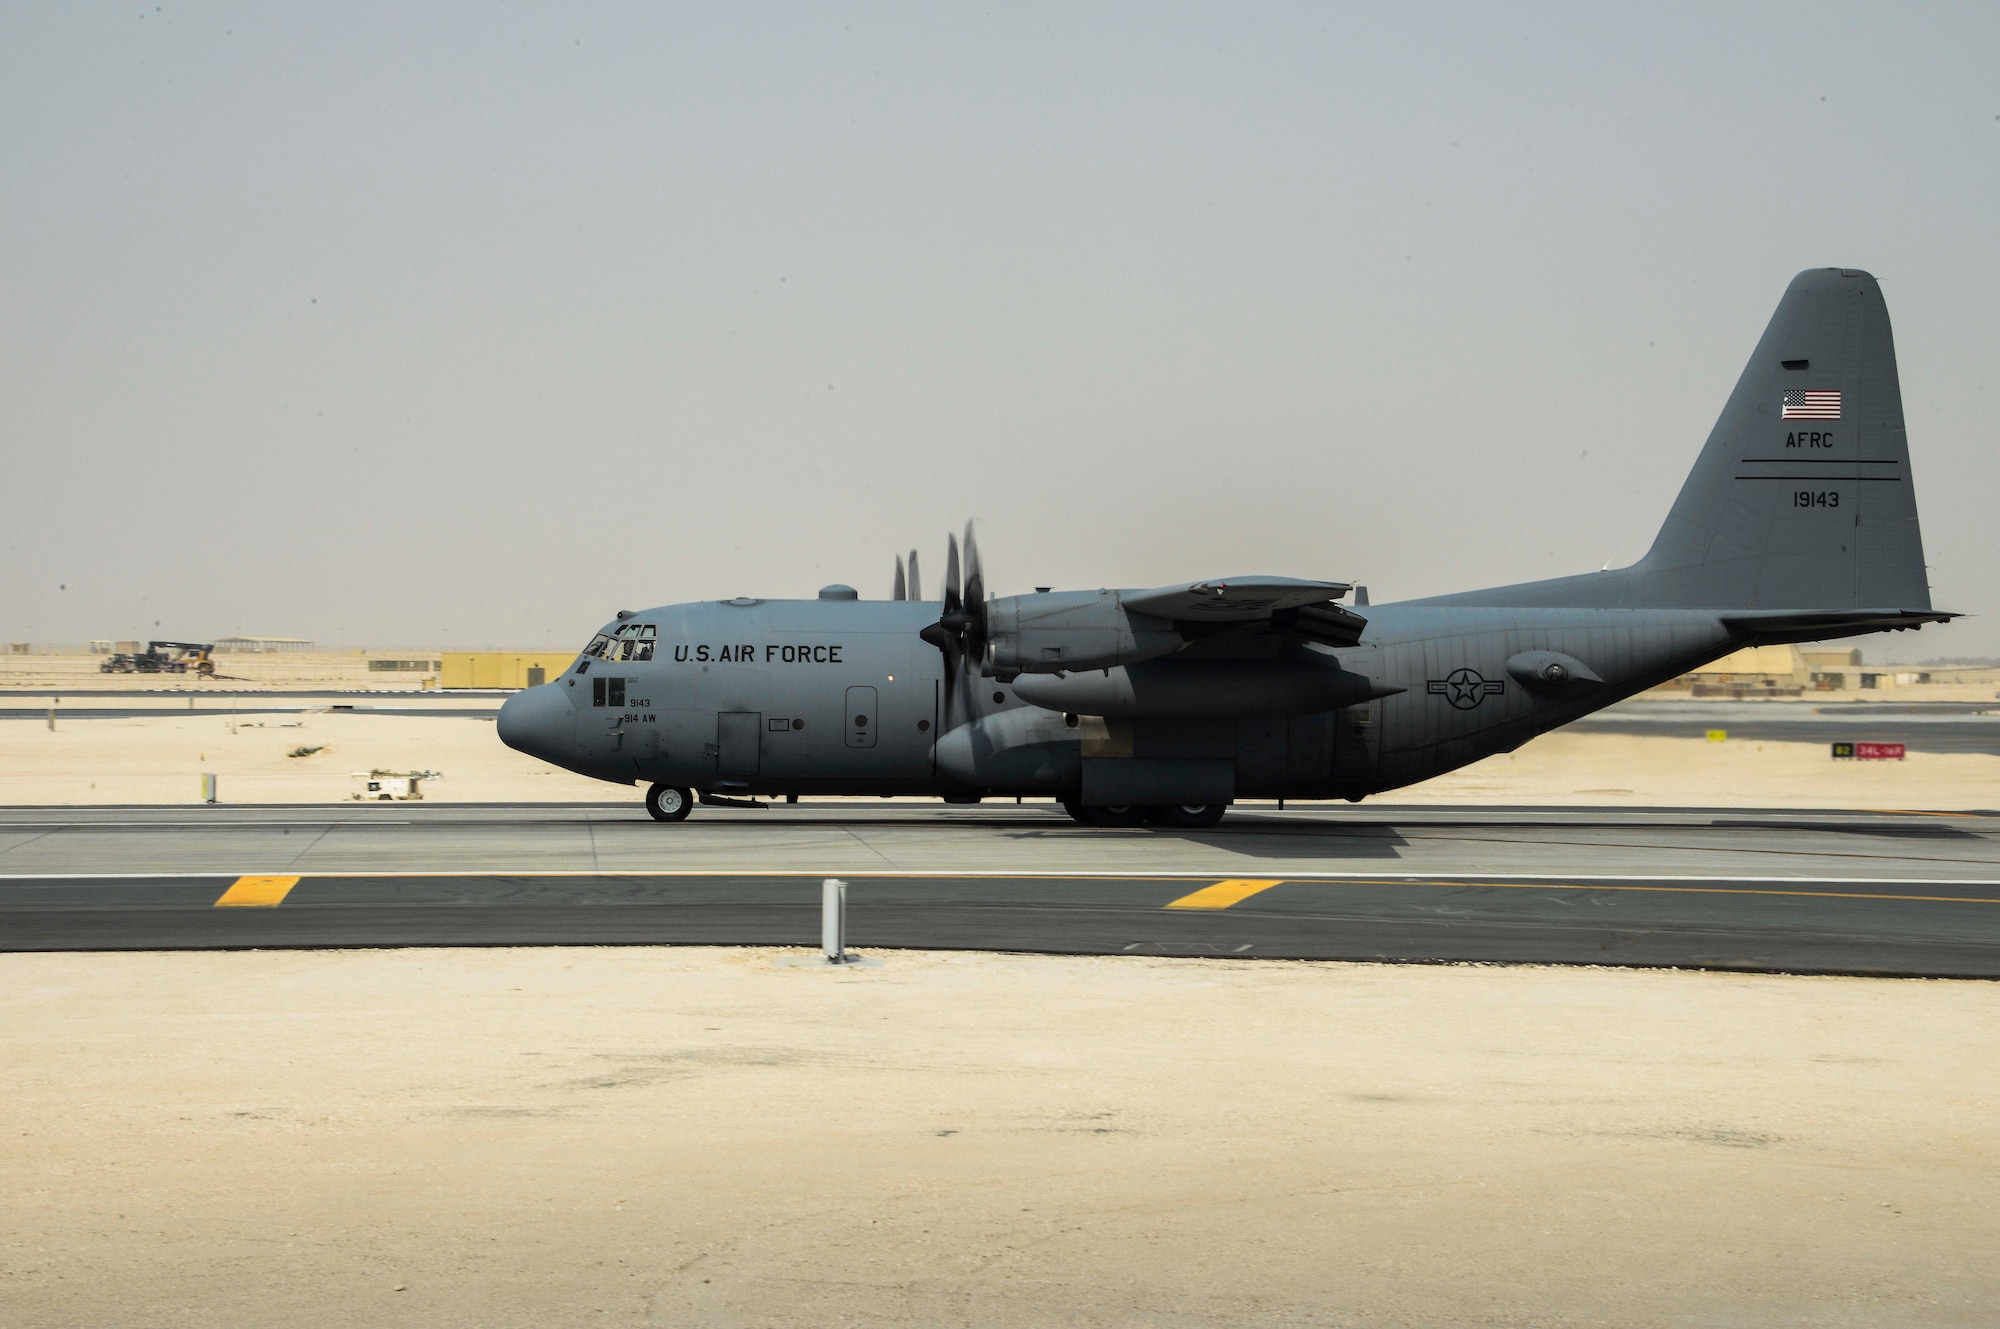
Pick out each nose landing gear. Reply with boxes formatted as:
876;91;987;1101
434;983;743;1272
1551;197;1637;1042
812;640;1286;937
645;783;694;822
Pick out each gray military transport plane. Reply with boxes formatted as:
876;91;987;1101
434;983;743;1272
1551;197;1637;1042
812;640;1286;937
499;269;1953;826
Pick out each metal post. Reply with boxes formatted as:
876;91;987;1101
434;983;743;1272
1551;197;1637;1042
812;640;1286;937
47;705;55;732
201;772;217;804
821;877;847;964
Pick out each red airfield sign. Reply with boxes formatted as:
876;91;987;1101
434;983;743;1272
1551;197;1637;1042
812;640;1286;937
1832;741;1906;760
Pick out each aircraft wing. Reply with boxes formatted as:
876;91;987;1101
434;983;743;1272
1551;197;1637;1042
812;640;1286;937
1122;577;1352;622
1121;577;1367;648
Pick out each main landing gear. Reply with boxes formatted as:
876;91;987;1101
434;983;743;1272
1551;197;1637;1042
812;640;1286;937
645;783;694;822
1059;798;1227;829
642;784;1225;828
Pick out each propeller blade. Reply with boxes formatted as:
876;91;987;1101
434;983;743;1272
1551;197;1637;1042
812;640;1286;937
893;556;907;602
961;521;986;658
919;526;986;720
907;549;922;602
941;532;961;618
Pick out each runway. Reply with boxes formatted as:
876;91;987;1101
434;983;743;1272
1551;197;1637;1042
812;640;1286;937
1568;698;2000;755
3;803;1997;975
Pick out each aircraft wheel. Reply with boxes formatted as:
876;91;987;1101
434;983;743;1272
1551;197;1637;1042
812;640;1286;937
646;783;694;823
1154;803;1227;829
1058;797;1143;827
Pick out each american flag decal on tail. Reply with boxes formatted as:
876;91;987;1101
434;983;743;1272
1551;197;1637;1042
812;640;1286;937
1781;389;1841;420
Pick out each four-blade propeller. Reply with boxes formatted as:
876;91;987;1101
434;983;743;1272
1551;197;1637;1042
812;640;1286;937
916;523;986;712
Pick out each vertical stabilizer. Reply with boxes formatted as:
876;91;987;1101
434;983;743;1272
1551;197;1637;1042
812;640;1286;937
1638;267;1931;609
1423;268;1940;614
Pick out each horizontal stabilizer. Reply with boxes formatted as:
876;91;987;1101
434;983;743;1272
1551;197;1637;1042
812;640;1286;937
1720;608;1958;646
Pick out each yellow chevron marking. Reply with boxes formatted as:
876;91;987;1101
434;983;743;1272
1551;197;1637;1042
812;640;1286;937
214;875;300;907
1164;879;1283;910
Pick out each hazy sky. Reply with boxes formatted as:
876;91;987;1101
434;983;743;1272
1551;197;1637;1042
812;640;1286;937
4;4;1995;658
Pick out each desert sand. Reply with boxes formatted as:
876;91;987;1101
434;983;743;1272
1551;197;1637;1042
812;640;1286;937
3;946;1995;1328
0;707;1993;808
0;709;607;804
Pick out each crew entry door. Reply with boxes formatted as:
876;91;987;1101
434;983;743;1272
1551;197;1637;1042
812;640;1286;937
716;712;762;777
845;687;877;748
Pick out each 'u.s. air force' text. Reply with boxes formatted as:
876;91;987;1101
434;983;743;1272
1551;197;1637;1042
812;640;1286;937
672;644;844;664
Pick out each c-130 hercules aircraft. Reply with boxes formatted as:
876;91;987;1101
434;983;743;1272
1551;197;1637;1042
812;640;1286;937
499;269;1954;826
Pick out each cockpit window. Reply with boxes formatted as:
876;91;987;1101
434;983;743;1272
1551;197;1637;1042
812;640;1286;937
602;623;657;660
584;634;612;658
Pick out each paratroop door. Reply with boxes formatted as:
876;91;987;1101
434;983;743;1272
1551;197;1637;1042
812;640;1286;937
716;712;762;776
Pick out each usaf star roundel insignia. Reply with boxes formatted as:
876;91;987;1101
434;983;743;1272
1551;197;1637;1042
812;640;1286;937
1427;667;1505;710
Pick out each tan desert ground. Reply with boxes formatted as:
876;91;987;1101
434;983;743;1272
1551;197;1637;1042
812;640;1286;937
4;947;1997;1328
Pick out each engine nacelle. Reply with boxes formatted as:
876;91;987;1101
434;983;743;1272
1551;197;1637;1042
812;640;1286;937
1012;654;1401;718
932;707;1081;789
983;590;1182;677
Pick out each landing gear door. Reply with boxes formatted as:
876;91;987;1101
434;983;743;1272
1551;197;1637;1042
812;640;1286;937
845;686;877;749
716;712;762;777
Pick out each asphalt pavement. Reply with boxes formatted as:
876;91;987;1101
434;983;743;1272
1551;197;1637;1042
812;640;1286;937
2;803;1996;976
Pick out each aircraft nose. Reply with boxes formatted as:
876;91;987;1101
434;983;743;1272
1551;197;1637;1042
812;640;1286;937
497;682;573;763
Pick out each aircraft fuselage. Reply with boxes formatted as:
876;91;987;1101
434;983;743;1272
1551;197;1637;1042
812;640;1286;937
500;596;1736;802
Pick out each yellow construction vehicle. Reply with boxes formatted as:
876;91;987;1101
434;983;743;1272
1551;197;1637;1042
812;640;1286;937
100;641;216;677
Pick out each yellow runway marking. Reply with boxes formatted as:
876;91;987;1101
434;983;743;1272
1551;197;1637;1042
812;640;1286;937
1165;879;1284;910
214;875;300;907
